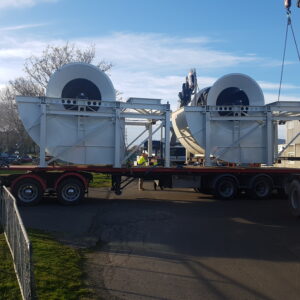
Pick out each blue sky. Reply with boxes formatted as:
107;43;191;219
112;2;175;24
0;0;300;113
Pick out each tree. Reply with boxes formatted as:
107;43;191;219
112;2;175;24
10;43;112;96
0;86;31;153
0;43;113;154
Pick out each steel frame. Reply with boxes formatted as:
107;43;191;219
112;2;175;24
17;96;171;168
17;96;300;168
184;101;300;166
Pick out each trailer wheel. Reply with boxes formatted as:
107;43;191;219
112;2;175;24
57;178;85;205
214;177;237;200
288;180;300;217
250;175;272;199
12;178;42;206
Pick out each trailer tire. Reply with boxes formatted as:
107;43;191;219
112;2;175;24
57;178;85;205
12;178;42;206
214;177;237;200
250;175;273;200
288;180;300;217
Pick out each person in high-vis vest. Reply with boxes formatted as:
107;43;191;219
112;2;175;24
137;153;147;166
138;153;148;190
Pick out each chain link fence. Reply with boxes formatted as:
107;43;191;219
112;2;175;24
0;186;35;300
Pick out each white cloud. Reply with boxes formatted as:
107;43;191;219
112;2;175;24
264;93;300;104
0;37;50;59
0;23;47;31
258;81;300;90
0;0;57;10
0;30;299;142
111;70;217;110
91;32;257;72
261;59;297;67
0;36;53;83
0;31;298;112
0;32;260;95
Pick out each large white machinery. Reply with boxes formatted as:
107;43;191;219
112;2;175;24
172;73;278;165
15;63;300;168
17;63;125;165
16;63;171;167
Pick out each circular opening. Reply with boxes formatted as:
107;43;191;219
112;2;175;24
61;78;101;111
216;87;249;116
195;87;211;106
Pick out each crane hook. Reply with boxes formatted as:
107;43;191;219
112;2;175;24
285;0;292;14
285;0;300;9
285;0;291;9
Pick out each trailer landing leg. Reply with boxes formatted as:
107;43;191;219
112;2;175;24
111;175;122;195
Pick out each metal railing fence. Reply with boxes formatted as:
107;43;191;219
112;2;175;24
0;186;35;300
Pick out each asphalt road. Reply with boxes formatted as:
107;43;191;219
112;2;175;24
20;181;300;300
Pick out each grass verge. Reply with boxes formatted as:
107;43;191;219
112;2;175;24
0;170;26;175
0;229;93;300
90;173;111;188
0;230;21;300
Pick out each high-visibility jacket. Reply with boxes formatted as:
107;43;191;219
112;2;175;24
137;156;146;165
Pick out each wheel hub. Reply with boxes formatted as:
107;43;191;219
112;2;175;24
256;182;267;196
18;184;38;202
62;184;80;202
24;188;33;195
67;188;75;195
220;182;233;197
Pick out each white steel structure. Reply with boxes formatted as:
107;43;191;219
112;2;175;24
173;100;300;166
172;74;277;165
16;64;300;169
16;63;171;168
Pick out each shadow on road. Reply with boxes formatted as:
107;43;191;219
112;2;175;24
19;184;300;300
20;187;300;261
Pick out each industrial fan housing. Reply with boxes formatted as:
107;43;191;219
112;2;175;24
172;73;277;164
17;63;125;165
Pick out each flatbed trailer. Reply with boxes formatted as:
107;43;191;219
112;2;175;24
10;90;300;218
1;165;300;217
